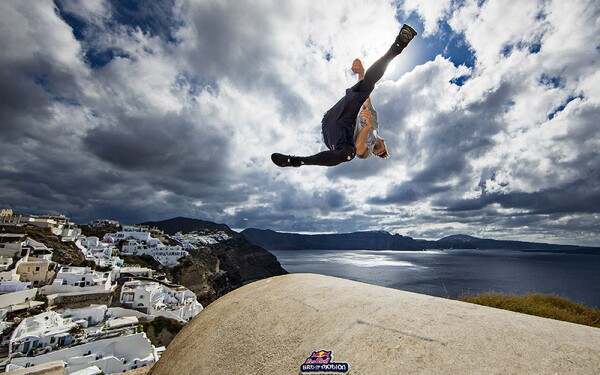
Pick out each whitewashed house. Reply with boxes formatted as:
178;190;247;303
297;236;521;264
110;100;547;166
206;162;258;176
7;304;161;373
24;238;53;261
78;236;100;249
0;288;37;308
76;236;123;269
0;255;13;271
0;281;31;294
172;230;231;248
0;258;22;282
103;226;187;267
60;306;139;344
116;266;154;279
121;239;188;267
89;219;120;228
0;233;28;259
20;215;81;242
120;280;203;323
9;311;79;357
0;287;43;315
103;226;153;243
150;246;188;267
51;266;113;290
7;332;160;374
40;267;116;303
60;305;108;328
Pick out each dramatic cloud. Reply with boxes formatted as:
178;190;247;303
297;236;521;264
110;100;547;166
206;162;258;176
0;0;598;246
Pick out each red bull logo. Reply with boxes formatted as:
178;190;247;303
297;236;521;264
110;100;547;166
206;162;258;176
301;349;349;374
305;350;332;364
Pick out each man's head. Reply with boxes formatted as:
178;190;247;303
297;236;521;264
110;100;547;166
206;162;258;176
374;138;390;159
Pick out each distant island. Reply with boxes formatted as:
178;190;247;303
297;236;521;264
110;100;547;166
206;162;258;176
241;229;600;253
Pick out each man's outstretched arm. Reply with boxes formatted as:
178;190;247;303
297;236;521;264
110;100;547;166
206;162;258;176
355;108;372;158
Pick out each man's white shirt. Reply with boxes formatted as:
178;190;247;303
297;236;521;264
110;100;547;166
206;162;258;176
353;102;378;159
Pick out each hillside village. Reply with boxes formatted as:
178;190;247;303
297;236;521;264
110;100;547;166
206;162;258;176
0;208;251;375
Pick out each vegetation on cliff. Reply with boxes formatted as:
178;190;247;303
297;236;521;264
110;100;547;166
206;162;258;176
459;292;600;328
140;316;184;348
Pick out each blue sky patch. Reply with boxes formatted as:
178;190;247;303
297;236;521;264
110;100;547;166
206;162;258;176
54;2;87;42
402;15;476;70
55;0;180;69
86;48;131;69
110;0;182;43
539;74;562;88
529;42;542;54
174;73;217;97
547;95;584;120
450;75;470;87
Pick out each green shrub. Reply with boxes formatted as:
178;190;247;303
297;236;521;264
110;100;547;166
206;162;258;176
458;292;600;328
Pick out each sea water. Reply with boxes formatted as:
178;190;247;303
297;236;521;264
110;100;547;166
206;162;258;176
269;249;600;308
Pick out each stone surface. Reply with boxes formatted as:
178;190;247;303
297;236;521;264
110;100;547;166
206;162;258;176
150;274;600;375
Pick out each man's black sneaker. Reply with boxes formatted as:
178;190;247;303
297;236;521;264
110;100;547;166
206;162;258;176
395;24;417;47
271;153;302;167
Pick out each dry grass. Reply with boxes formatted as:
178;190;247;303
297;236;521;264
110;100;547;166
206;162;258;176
458;292;600;328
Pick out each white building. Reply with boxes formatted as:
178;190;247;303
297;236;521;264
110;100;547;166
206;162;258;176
40;267;117;305
76;236;122;269
24;238;54;261
53;305;143;340
103;226;153;243
7;304;162;373
51;266;113;290
9;311;79;357
0;287;36;306
172;230;231;248
121;239;188;267
17;215;82;242
7;332;160;374
60;305;109;328
102;226;188;267
0;233;27;256
0;281;31;294
0;257;22;282
0;255;14;272
116;266;154;279
120;280;203;323
89;219;120;228
78;236;100;249
0;288;40;312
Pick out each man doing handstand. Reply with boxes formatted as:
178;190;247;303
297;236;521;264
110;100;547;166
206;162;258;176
271;24;417;167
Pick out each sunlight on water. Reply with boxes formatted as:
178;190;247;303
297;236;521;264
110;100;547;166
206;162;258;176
310;250;427;268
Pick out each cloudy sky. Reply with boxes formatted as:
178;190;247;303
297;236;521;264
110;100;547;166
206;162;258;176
1;0;598;246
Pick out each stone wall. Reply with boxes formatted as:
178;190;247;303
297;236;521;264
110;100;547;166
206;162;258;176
47;291;112;309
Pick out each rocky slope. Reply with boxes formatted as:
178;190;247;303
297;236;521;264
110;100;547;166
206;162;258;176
141;217;287;305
